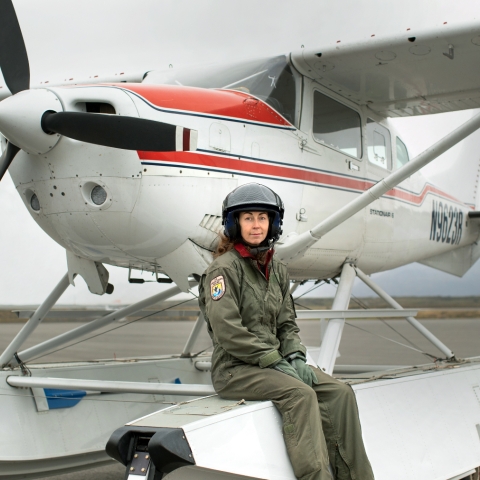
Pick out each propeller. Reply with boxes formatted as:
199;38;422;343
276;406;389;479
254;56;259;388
0;0;30;95
0;0;179;184
41;111;177;151
0;142;20;181
0;0;29;180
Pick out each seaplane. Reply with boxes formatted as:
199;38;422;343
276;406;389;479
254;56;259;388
1;0;480;478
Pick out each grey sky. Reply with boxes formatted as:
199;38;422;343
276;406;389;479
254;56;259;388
0;0;479;305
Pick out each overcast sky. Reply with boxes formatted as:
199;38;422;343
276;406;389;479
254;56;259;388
0;0;479;306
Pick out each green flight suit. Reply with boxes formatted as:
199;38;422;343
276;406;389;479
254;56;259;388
199;248;374;480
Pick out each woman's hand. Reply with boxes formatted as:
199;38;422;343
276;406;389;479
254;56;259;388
271;359;303;382
290;354;319;388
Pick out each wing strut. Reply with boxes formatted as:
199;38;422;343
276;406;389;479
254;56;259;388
276;111;480;263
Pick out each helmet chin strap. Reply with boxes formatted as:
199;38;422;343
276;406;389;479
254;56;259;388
241;238;273;255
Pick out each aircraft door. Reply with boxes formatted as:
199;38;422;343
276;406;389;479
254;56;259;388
291;83;367;277
363;118;397;271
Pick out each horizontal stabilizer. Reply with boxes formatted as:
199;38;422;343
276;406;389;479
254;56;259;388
419;241;480;277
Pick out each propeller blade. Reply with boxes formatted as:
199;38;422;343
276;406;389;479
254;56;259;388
41;111;178;151
0;142;20;181
0;0;30;94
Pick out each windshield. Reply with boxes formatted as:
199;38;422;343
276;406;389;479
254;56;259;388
144;55;299;125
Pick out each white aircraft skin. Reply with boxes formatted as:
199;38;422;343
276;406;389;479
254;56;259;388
2;2;480;479
3;76;478;288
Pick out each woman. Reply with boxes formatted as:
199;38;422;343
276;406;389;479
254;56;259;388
198;183;374;480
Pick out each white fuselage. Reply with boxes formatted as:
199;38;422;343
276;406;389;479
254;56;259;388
6;79;478;282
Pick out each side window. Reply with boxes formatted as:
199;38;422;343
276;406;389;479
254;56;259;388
396;137;409;169
366;119;392;170
313;91;362;158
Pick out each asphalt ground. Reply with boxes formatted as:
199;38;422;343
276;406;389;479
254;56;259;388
2;318;480;365
1;318;479;479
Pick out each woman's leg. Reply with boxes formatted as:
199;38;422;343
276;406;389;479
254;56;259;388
310;367;375;480
216;364;333;480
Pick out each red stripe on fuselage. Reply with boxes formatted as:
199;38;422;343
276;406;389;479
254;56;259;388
385;184;459;205
139;150;368;192
138;151;465;207
118;84;292;127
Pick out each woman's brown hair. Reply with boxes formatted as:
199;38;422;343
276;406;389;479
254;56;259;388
213;232;269;264
213;233;235;258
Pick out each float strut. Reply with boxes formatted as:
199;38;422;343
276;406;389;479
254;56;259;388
15;282;196;365
0;273;70;368
317;263;356;375
180;312;206;358
355;267;455;360
7;375;215;396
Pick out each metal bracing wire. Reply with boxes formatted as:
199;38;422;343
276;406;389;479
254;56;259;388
349;294;426;355
343;321;439;361
296;283;440;362
27;293;199;363
342;288;440;361
293;280;326;302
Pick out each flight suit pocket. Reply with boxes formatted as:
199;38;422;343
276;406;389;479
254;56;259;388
282;412;298;448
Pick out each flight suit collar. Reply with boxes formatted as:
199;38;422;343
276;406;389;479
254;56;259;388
234;243;274;280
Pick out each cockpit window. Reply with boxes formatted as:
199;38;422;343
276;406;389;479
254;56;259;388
313;91;362;158
366;118;392;170
144;56;298;126
396;137;409;168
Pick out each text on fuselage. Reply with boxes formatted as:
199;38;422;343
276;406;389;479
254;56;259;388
370;209;394;218
430;200;463;244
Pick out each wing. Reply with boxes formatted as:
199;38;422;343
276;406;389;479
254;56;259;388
291;21;480;117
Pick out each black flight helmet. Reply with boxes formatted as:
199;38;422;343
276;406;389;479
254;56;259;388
222;183;284;245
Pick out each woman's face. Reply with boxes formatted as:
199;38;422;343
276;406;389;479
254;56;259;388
238;211;269;245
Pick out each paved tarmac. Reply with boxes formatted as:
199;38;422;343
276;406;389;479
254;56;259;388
1;317;479;479
2;318;479;365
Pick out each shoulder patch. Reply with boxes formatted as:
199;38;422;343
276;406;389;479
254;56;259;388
210;275;226;301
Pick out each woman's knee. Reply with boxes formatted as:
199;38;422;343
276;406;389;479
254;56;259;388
279;382;318;411
335;382;356;404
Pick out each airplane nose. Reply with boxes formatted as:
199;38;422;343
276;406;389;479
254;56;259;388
0;89;62;155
